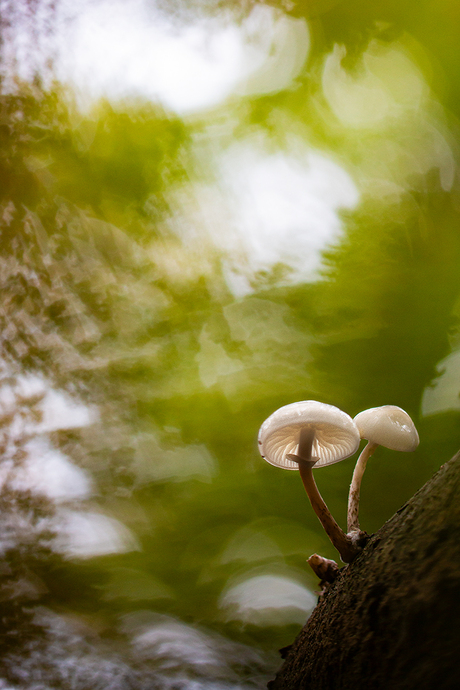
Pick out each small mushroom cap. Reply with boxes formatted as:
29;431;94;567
258;401;360;470
353;405;419;452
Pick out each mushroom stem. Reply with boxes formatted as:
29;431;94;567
287;427;358;563
297;426;316;461
297;459;358;563
347;441;379;533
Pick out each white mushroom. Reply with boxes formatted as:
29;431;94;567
347;405;419;535
258;401;361;563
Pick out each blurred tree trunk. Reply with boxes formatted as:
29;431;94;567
268;451;460;690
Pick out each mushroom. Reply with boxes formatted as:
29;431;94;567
258;401;361;563
347;405;419;535
307;554;339;585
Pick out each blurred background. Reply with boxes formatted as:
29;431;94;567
1;0;460;688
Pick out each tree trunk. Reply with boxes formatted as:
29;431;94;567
268;451;460;690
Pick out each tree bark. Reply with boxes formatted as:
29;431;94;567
268;451;460;690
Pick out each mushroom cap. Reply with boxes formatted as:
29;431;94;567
258;401;360;470
353;405;419;452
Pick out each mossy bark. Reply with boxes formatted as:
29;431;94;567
268;451;460;690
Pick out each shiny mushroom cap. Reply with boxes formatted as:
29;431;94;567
258;400;360;470
353;405;419;452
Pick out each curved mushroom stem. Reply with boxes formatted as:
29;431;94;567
347;441;379;534
287;428;359;564
297;459;359;563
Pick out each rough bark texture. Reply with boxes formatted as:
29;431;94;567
269;452;460;690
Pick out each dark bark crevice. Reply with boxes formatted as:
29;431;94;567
269;451;460;690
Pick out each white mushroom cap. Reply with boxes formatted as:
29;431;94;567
258;401;360;470
353;405;419;452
